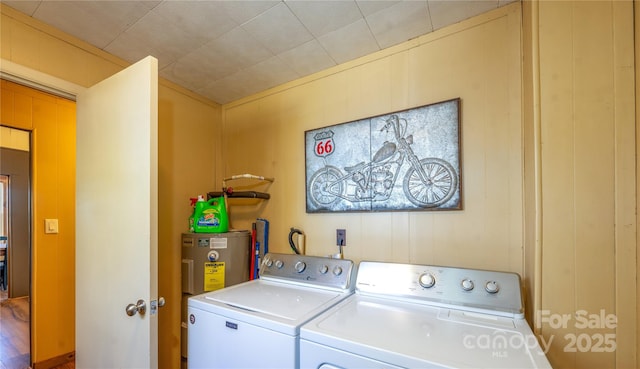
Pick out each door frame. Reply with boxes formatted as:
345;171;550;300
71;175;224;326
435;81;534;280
0;59;85;99
1;60;84;367
0;142;31;298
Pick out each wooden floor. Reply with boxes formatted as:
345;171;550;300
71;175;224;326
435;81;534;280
49;363;74;369
0;292;74;369
0;293;30;369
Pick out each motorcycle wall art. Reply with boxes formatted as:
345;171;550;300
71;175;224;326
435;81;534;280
305;98;461;213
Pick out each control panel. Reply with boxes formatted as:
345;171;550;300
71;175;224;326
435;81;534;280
355;261;524;318
260;253;355;291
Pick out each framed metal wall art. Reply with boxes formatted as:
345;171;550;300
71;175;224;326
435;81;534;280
305;98;461;213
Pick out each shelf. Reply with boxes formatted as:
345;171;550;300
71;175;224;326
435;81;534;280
207;191;270;200
208;173;274;201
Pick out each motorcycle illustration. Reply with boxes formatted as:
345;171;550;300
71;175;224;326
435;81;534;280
308;114;458;209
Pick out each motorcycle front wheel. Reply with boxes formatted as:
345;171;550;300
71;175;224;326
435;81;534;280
308;166;344;209
403;158;458;208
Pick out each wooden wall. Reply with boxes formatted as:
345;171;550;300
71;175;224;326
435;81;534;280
534;1;636;368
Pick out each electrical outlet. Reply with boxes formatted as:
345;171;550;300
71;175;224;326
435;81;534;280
336;229;346;246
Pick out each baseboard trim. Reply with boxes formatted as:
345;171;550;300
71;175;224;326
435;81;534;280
32;351;75;369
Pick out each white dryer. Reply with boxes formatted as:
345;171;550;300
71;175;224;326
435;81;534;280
188;253;356;368
300;261;552;369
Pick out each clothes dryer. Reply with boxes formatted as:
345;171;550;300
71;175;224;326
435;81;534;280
300;261;552;368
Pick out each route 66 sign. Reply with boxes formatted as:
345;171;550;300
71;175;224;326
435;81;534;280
313;130;335;158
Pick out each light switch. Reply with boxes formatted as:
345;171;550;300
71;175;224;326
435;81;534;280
45;219;59;234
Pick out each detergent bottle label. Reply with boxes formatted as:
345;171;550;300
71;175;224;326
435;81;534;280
197;209;221;227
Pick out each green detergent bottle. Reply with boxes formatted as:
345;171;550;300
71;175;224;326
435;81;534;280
193;196;229;233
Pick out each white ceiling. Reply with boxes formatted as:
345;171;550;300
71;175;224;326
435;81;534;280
5;0;516;104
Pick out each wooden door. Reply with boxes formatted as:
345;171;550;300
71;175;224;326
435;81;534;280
75;56;159;368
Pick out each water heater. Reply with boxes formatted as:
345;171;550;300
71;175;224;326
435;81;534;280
181;230;250;358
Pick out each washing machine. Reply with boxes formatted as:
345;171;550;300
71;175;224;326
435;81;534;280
181;231;251;359
187;252;356;369
300;261;552;369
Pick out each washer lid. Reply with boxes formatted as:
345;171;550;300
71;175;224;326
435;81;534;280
189;279;353;335
301;295;551;369
206;280;344;320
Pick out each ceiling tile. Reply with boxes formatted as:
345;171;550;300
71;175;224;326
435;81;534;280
216;0;280;25
241;2;314;55
187;44;243;82
366;1;432;49
355;0;400;17
278;39;336;77
104;31;157;65
286;0;363;38
29;1;158;49
152;1;238;44
121;9;206;66
161;46;240;91
205;27;273;70
245;56;300;90
197;77;246;105
460;0;500;17
158;64;191;90
428;0;498;30
199;70;265;104
318;18;380;65
3;1;41;16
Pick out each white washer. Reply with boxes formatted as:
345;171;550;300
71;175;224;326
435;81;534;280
188;253;356;369
301;261;552;369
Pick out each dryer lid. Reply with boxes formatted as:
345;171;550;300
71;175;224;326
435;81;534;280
301;294;551;369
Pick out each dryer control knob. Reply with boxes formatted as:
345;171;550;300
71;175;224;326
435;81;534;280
332;266;343;276
485;281;500;294
275;260;284;269
319;265;329;274
418;273;436;288
461;279;475;291
264;258;273;268
294;261;307;273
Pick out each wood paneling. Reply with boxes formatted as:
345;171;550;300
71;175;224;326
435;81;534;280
536;1;636;368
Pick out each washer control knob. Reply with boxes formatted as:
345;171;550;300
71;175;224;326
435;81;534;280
418;273;436;288
265;258;273;268
319;265;329;274
275;260;284;269
485;281;500;294
294;261;307;273
332;266;343;276
461;279;475;291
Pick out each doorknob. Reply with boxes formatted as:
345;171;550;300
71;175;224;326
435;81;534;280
158;297;166;307
125;299;146;316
